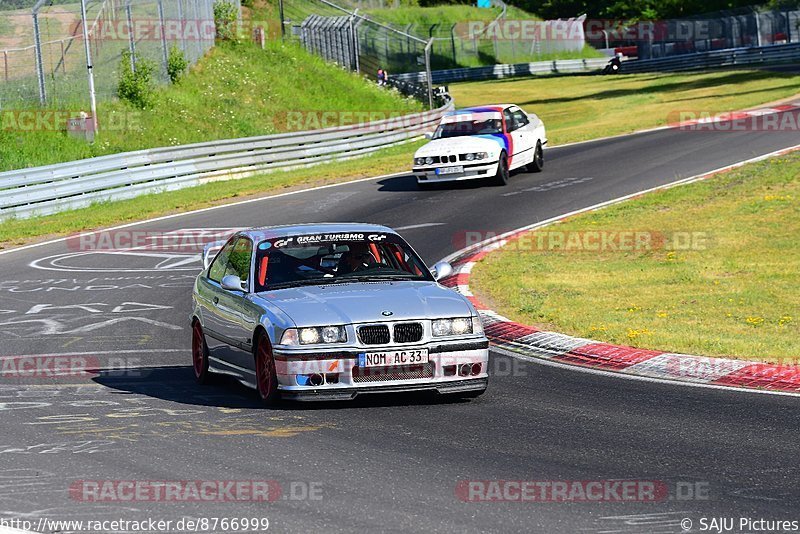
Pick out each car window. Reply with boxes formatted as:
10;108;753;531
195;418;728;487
511;109;530;130
208;238;236;283
503;109;514;132
225;237;253;283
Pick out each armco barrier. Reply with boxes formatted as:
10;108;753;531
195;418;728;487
621;42;800;73
0;98;453;220
393;58;609;85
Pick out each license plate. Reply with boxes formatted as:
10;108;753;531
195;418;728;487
435;166;463;175
358;349;429;368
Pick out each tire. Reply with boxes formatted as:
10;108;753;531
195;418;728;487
491;152;509;186
526;141;544;173
254;330;280;406
192;321;213;385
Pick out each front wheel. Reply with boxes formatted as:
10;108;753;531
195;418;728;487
491;153;509;186
526;141;544;173
255;331;279;406
192;321;213;385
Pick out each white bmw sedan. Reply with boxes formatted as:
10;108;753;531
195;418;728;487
413;104;546;188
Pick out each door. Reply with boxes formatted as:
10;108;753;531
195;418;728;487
201;236;254;378
508;106;535;168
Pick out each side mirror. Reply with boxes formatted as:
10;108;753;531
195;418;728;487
220;274;246;292
423;131;434;140
430;261;453;281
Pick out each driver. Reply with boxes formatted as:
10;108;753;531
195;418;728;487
337;243;378;275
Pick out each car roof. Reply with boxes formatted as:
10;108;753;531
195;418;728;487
239;223;396;242
449;104;514;115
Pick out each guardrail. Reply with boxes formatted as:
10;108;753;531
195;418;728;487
621;42;800;73
393;58;609;85
0;97;453;220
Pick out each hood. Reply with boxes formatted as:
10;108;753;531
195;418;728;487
254;281;473;327
414;136;505;158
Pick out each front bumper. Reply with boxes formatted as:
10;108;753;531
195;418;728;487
273;339;489;401
413;160;499;183
282;377;488;401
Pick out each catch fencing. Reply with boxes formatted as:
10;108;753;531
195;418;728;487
620;41;800;73
0;0;239;108
393;57;608;84
0;96;453;220
588;6;800;60
280;0;587;87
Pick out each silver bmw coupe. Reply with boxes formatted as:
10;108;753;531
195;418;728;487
191;223;489;404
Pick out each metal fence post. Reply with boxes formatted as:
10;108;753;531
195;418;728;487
3;51;8;82
157;0;170;76
125;0;136;70
32;12;47;105
279;0;286;39
80;0;99;134
424;38;433;110
350;10;360;73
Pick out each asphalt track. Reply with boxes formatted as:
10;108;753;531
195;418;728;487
1;115;799;534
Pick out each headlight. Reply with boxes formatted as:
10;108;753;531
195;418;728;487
425;156;434;165
280;326;347;345
465;153;475;161
432;317;474;337
475;152;488;160
414;157;425;166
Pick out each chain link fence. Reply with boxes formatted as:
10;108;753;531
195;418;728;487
585;6;800;59
281;0;587;79
0;0;240;108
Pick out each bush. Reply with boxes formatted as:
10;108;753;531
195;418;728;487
117;50;156;109
167;45;189;84
213;1;238;41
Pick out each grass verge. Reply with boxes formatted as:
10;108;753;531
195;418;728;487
470;152;800;362
449;70;800;145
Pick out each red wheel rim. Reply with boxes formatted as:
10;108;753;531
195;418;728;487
257;338;273;399
192;323;204;378
257;341;272;397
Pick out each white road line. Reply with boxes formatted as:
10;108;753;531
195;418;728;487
0;170;411;259
394;222;446;231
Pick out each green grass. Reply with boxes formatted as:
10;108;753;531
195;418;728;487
364;4;517;26
471;153;800;363
0;39;422;171
0;15;13;38
450;70;800;145
0;139;423;248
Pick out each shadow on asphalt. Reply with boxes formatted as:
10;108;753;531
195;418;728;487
92;365;475;411
376;174;511;192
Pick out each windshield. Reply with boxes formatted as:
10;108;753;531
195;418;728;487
433;112;503;139
253;232;433;291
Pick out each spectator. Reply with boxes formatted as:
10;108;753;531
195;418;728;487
377;67;386;87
